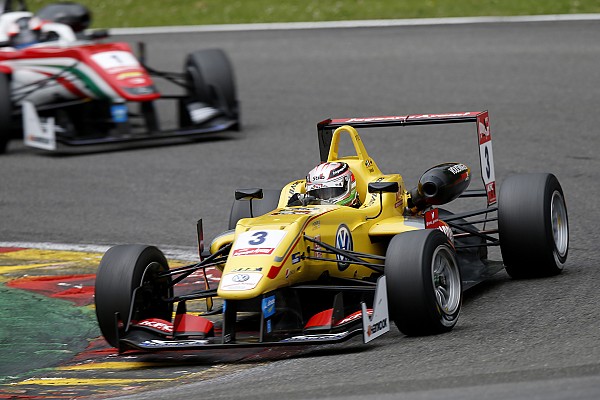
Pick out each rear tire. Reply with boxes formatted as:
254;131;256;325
498;173;568;278
95;245;173;348
228;189;281;230
0;73;12;154
385;229;461;336
185;48;239;124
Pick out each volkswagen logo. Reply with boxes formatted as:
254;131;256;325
232;274;250;283
335;224;353;271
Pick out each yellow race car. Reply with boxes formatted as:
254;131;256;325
94;111;569;352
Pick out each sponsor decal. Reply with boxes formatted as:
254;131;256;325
110;103;128;123
438;223;455;245
262;295;276;318
292;252;302;264
336;224;353;271
23;101;56;151
367;318;388;337
425;209;454;244
486;181;497;204
395;190;404;209
116;71;143;80
336;309;371;326
140;339;209;348
425;208;440;229
281;333;349;342
272;208;317;215
135;319;173;334
344;116;406;123
232;230;287;256
314;235;323;258
232;274;249;282
232;267;262;272
366;194;378;207
232;247;274;256
408;112;474;120
329;163;348;178
478;113;491;145
312;220;321;230
288;180;302;195
220;272;262;291
448;163;468;175
365;159;373;168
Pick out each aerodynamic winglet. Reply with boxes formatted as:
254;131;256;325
361;275;390;343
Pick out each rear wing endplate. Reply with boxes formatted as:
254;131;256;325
316;111;496;205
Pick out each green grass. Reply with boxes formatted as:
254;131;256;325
25;0;600;29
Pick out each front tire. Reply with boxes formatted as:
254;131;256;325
184;48;239;123
498;173;569;278
94;245;173;348
385;229;462;336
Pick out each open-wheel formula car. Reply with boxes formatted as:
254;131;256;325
94;110;569;352
0;0;239;154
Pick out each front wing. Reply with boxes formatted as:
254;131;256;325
117;276;389;352
121;329;362;351
22;100;237;151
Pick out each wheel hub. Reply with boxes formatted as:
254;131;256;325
431;246;460;314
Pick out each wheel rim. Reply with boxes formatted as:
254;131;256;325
431;246;461;315
551;190;568;258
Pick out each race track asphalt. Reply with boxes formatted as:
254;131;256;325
1;19;599;399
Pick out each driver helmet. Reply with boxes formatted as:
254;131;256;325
305;162;359;206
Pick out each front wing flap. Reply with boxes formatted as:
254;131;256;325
120;329;363;351
56;117;238;147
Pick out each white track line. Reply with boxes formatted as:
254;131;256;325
0;241;199;261
109;14;600;35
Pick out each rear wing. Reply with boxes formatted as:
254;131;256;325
317;111;496;205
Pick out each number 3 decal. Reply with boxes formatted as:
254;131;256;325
248;231;268;245
484;146;491;179
477;111;496;205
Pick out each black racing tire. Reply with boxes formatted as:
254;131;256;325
185;48;239;122
385;229;462;336
228;189;281;230
498;173;569;278
95;245;173;348
0;73;12;154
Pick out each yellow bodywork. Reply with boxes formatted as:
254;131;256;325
212;126;422;300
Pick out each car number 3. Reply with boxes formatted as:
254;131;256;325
248;231;268;245
484;146;491;179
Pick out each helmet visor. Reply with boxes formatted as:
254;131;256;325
307;186;347;201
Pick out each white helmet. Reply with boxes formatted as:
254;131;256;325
305;162;358;206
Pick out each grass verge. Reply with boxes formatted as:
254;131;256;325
25;0;600;29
